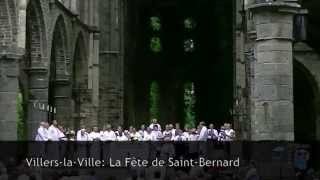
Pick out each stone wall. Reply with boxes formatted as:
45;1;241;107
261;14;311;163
247;1;300;140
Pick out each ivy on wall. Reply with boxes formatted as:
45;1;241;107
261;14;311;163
17;93;26;140
184;82;196;128
150;81;160;119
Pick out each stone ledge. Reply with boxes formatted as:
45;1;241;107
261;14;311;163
24;67;48;74
248;1;300;12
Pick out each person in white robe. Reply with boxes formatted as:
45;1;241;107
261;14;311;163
77;127;89;141
224;123;235;141
48;120;61;141
143;128;154;141
117;131;129;141
163;125;173;141
130;128;142;141
207;123;219;141
58;125;68;141
172;129;187;141
218;125;226;141
149;118;161;131
35;121;49;141
198;121;208;141
101;124;116;141
150;125;163;141
89;127;101;141
138;124;147;139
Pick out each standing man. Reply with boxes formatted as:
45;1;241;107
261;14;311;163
101;124;116;141
48;120;61;141
89;127;101;141
149;118;161;131
77;126;89;141
224;123;235;141
207;124;219;141
35;121;49;141
198;121;208;141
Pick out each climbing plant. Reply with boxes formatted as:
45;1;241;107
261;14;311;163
150;16;162;53
150;37;162;53
184;82;196;128
17;92;26;140
150;81;160;119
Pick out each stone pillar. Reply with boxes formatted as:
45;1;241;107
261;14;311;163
0;54;19;140
26;67;49;140
248;1;300;140
98;0;125;127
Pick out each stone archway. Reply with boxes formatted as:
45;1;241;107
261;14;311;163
293;60;319;141
294;42;320;141
48;15;71;127
72;32;90;129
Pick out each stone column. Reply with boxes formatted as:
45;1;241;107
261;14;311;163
0;54;19;140
248;1;300;140
26;67;49;140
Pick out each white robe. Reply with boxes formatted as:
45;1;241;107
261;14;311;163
143;133;153;141
151;130;162;141
76;130;89;141
89;132;101;141
149;123;162;131
100;130;116;141
207;128;219;140
117;135;129;141
198;126;208;141
224;129;235;141
35;126;49;141
48;125;61;141
172;135;187;141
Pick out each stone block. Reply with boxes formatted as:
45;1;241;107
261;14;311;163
28;74;49;89
256;40;292;52
0;77;19;92
0;121;17;140
256;22;292;40
257;51;291;64
255;62;292;76
255;12;292;25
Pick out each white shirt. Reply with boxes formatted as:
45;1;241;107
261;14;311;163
138;130;146;139
101;130;116;141
58;131;67;141
143;133;154;141
218;130;226;141
183;132;190;140
130;132;142;141
149;123;161;131
189;134;199;141
151;130;162;141
35;126;49;141
76;130;89;141
198;126;208;141
172;135;187;141
207;129;219;140
89;132;101;141
48;125;60;141
117;135;129;141
224;129;235;141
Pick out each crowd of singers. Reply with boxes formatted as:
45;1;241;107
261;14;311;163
35;119;236;142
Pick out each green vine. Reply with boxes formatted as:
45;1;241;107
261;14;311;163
150;81;160;119
184;82;196;128
17;92;26;140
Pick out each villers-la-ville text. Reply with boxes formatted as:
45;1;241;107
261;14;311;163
25;157;240;168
